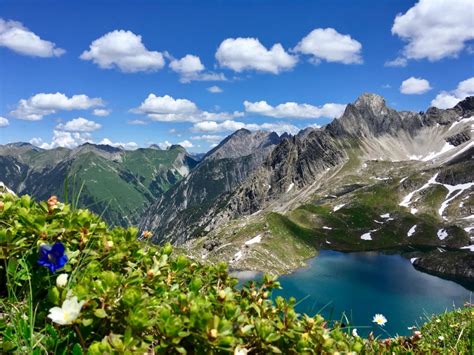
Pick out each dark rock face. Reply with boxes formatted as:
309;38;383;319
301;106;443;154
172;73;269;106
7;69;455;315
204;129;281;160
413;251;474;289
140;131;282;244
446;130;471;146
327;93;473;139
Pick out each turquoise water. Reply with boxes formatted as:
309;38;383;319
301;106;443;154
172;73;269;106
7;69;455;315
235;250;472;336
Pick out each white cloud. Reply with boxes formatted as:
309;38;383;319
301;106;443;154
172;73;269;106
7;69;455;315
11;92;103;121
244;100;346;119
0;116;9;127
257;122;301;135
178;139;193;148
191;134;224;143
207;85;223;93
400;77;432;95
80;30;165;73
158;141;172;149
192;120;300;135
384;57;407;67
99;138;138;150
392;0;474;61
294;28;363;64
431;77;474;109
215;37;297;74
56;117;102;132
29;137;43;146
170;54;204;73
92;108;110;117
127;119;148;125
33;131;92;149
0;18;65;57
169;54;226;83
132;93;243;122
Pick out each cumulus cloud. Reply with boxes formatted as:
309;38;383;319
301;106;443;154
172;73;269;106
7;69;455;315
10;92;104;120
56;117;102;132
0;18;65;57
0;116;9;127
190;134;224;143
99;138;138;150
157;141;172;149
244;100;346;119
178;139;193;148
294;28;363;64
207;85;223;93
31;131;92;149
192;120;300;135
400;77;432;94
384;57;407;67
216;37;297;74
132;93;243;122
391;0;474;61
92;108;110;117
431;77;474;109
80;30;165;73
169;54;226;83
127;119;148;125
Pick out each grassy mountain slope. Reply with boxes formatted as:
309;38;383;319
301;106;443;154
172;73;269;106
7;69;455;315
0;143;197;226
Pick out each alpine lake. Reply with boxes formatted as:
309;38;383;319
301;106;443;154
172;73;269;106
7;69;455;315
234;250;472;337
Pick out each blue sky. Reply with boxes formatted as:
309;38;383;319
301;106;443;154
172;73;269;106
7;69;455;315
1;0;473;152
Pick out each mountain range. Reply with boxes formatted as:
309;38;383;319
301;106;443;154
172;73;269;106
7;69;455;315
1;93;473;286
0;143;198;226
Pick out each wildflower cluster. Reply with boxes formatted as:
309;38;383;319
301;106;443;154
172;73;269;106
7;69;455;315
0;193;472;353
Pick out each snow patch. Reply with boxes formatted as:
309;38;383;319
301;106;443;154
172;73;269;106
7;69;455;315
448;116;474;131
230;251;243;263
322;226;333;230
399;173;439;213
407;225;417;237
437;229;448;240
400;177;408;184
333;204;345;212
422;143;455;162
464;226;474;233
286;183;294;193
410;257;418;264
245;234;262;245
438;181;474;219
360;231;374;241
325;240;331;244
460;245;474;252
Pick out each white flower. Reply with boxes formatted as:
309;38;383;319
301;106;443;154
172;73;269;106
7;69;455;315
47;296;84;325
234;345;248;355
372;314;387;326
352;328;359;337
56;273;68;288
438;335;444;341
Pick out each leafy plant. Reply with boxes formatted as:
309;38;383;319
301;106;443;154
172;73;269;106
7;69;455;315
0;193;471;353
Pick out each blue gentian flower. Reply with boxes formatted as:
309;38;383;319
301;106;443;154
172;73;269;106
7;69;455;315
37;242;68;273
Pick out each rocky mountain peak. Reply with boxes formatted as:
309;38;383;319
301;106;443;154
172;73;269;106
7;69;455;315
453;96;474;116
353;93;387;114
204;129;281;160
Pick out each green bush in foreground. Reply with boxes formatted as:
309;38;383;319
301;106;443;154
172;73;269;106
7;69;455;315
0;193;472;354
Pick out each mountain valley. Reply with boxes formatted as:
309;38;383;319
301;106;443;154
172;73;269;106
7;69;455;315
2;93;473;287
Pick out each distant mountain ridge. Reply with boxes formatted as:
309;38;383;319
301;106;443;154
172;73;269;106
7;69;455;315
0;143;198;226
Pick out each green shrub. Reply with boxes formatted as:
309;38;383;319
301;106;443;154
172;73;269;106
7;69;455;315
0;193;471;354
